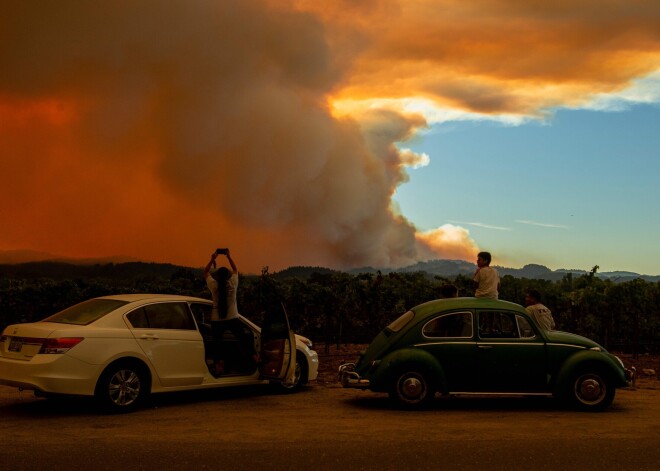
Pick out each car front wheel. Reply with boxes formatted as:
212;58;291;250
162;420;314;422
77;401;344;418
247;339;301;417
95;361;149;413
568;370;615;411
273;353;307;393
390;368;434;409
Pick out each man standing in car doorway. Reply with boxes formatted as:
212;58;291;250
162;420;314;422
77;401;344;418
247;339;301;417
203;248;253;375
204;248;238;323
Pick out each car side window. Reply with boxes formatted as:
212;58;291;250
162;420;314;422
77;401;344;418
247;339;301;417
127;302;196;330
189;302;212;325
423;311;473;338
127;307;149;328
478;311;520;339
517;315;536;339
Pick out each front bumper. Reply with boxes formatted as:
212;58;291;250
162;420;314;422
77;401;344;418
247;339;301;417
306;349;320;382
338;362;370;389
625;367;636;388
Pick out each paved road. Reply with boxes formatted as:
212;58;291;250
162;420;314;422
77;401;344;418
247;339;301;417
1;383;659;470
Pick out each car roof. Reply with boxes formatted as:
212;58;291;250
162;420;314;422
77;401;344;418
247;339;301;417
97;293;211;304
412;297;525;319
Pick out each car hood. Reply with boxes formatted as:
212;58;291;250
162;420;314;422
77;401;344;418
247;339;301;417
545;330;604;350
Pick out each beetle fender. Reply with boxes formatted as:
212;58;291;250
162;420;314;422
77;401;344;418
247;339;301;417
553;350;625;397
369;348;447;393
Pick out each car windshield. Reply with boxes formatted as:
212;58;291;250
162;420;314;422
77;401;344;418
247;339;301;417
41;299;129;325
386;310;414;333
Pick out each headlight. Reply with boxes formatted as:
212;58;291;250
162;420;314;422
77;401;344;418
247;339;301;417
614;355;625;369
297;335;313;349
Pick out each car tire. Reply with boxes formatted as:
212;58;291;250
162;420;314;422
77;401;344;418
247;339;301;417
273;352;307;393
390;368;435;409
567;368;615;412
95;361;150;413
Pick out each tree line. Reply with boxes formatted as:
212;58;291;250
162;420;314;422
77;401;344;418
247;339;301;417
1;263;658;356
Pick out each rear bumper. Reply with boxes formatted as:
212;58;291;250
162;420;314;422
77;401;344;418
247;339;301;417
338;362;370;389
0;354;100;396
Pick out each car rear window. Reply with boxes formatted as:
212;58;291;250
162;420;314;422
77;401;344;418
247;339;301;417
41;299;129;325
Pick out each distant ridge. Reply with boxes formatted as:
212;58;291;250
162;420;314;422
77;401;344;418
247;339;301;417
0;260;189;281
272;266;340;279
1;250;658;283
0;249;141;265
349;259;660;283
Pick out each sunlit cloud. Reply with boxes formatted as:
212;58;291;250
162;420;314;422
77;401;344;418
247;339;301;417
515;220;570;229
416;224;479;261
321;0;660;123
332;97;531;126
398;148;430;169
581;71;660;112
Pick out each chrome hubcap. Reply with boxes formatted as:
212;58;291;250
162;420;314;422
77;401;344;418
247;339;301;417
579;378;603;402
282;362;302;389
109;369;141;406
400;376;424;400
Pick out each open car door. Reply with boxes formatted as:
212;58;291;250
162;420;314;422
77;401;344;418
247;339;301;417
259;302;296;386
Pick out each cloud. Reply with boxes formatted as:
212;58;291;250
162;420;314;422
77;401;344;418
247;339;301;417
416;224;479;261
0;0;476;270
515;220;570;229
318;0;660;118
449;221;512;231
580;71;660;111
2;0;659;271
398;148;430;169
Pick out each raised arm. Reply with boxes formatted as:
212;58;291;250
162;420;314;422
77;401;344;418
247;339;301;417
204;252;218;278
225;249;238;274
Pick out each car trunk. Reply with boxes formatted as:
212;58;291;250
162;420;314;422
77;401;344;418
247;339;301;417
1;323;76;361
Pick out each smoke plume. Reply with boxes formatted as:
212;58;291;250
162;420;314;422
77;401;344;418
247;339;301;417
3;0;658;271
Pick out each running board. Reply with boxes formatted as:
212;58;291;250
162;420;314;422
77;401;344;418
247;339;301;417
447;392;553;397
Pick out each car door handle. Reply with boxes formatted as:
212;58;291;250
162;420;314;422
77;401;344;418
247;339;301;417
478;345;493;349
140;334;160;340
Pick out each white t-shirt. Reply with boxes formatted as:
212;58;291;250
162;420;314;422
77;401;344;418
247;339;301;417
206;272;239;321
225;273;239;320
526;303;555;331
473;266;499;299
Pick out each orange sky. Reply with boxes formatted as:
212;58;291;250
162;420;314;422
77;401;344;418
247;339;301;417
1;1;659;272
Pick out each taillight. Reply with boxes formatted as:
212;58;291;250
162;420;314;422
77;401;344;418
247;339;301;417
39;337;84;354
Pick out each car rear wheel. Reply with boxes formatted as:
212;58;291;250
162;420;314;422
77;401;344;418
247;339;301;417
95;361;149;413
390;368;434;409
568;369;615;412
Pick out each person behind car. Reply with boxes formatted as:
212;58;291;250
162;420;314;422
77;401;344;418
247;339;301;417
473;251;500;299
439;283;459;298
524;289;555;331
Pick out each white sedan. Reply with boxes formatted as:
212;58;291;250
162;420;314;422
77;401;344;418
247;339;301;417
0;294;318;412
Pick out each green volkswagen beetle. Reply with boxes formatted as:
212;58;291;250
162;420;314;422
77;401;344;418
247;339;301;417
339;297;635;411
